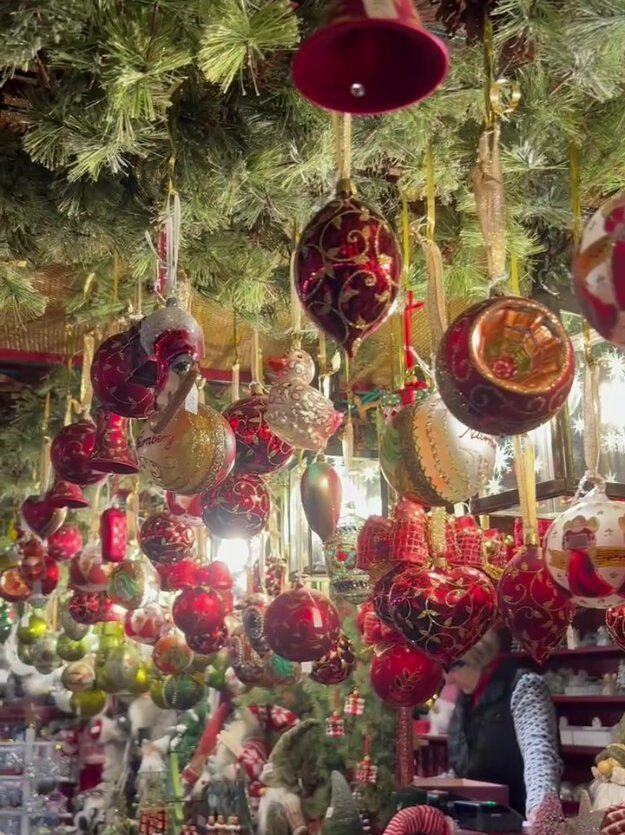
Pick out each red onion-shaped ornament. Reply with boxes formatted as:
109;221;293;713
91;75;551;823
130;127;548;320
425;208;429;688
51;421;108;486
45;476;89;509
295;185;400;357
164;491;204;526
300;458;342;542
389;565;497;665
90;327;157;419
90;407;139;474
22;555;58;595
436;297;574;436
310;633;356;684
223;394;294;475
201;473;270;539
68;590;115;624
47;524;82;562
100;507;127;563
172;587;225;637
139;512;195;565
370;642;442;707
21;495;66;539
544;481;625;608
498;544;575;665
157;560;198;592
264;585;340;662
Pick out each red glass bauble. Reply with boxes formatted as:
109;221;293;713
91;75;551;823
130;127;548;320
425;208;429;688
370;642;443;707
436;297;574;435
606;605;625;651
90;407;139;474
264;585;340;662
100;507;127;563
47;524;82;562
69;545;110;592
498;544;574;665
139;512;195;565
172;587;225;637
90;327;157;419
295;188;401;357
23;555;58;595
186;625;227;655
389;565;497;665
68;590;114;624
310;633;356;685
195;561;232;591
201;473;270;539
124;603;166;645
164;491;204;526
0;568;31;603
19;539;47;583
157;560;198;592
356;515;393;582
21;495;66;539
51;421;108;486
223;395;294;476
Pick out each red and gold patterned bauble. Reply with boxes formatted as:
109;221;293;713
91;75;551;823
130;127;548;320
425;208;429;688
139;512;195;565
90;407;139;474
223;395;294;476
137;404;235;496
498;544;575;665
356;516;393;582
435;297;574;436
310;633;356;685
201;473;270;539
379;392;497;504
47;524;82;562
152;633;193;675
572;192;625;347
295;186;401;357
370;642;443;707
51;421;108;486
22;555;59;595
264;584;340;662
69;544;110;591
186;625;227;655
100;507;127;563
21;495;66;539
195;560;232;591
164;491;203;526
606;605;625;651
157;560;198;592
544;482;625;609
0;567;31;603
172;586;225;637
90;327;157;419
372;564;407;631
389;565;497;664
124;603;166;645
68;590;115;624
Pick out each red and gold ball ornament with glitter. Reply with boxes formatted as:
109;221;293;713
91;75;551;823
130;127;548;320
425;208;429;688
68;590;114;624
498;544;575;665
201;472;270;539
47;524;82;562
137;403;235;496
545;481;625;608
223;394;294;476
388;564;497;664
310;633;356;685
294;183;400;357
139;512;195;565
264;583;341;662
172;586;225;637
380;391;497;503
436;297;575;436
157;559;197;592
573;192;625;347
369;641;442;706
51;420;108;486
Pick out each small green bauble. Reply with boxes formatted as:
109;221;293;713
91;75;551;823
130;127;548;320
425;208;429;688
127;663;152;695
17;614;47;645
149;679;170;709
163;672;205;710
70;688;106;717
0;606;12;644
57;633;89;662
102;642;142;693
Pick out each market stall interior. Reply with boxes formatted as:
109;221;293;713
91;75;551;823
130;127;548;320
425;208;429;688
2;0;625;833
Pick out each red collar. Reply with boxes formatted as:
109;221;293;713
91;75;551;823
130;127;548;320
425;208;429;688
470;655;504;706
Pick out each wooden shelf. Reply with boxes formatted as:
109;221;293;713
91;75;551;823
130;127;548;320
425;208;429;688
513;645;624;659
553;694;625;704
561;745;604;756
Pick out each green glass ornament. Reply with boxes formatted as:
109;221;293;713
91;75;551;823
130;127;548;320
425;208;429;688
17;614;47;645
149;679;170;709
57;633;89;661
70;688;106;717
31;634;62;675
102;642;142;693
163;672;205;710
60;607;90;641
0;606;12;644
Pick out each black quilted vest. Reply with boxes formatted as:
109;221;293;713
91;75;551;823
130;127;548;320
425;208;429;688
447;657;536;816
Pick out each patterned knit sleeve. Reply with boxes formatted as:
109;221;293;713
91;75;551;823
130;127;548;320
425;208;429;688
510;672;563;817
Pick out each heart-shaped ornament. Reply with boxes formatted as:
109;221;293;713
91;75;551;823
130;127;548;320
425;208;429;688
357;516;393;582
389;564;497;664
21;495;66;539
606;604;625;651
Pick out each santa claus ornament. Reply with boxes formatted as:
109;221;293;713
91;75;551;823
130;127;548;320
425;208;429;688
545;480;625;609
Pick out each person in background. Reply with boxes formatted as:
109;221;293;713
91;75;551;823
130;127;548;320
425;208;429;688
445;628;562;823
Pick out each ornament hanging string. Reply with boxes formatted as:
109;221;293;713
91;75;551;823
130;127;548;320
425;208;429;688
112;255;120;304
251;328;262;386
79;332;95;416
420;145;448;357
290;222;302;345
342;353;354;472
145;192;181;301
126;482;139;546
38;392;52;498
512;435;537;544
509;250;521;295
231;313;240;403
332;112;352;188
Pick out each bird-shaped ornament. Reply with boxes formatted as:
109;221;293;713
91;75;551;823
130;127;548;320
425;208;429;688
265;349;342;451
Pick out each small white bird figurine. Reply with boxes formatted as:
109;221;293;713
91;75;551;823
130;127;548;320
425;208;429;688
265;349;343;451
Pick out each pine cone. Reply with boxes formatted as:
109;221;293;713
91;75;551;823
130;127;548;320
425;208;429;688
429;0;495;42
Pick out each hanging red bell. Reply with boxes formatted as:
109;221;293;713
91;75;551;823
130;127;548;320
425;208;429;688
45;476;89;509
90;407;139;475
291;0;448;116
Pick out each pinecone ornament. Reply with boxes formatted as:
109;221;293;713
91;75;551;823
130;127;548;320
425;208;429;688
430;0;494;41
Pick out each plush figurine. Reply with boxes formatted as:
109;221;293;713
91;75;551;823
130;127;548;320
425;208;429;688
428;684;458;736
321;771;364;835
590;714;625;811
257;719;320;835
